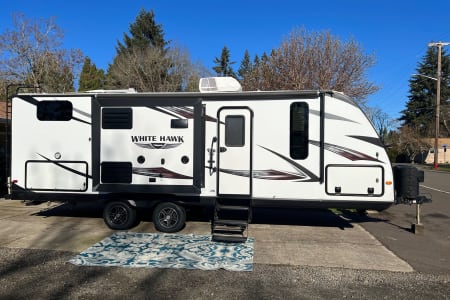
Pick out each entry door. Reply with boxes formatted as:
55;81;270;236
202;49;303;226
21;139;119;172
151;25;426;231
217;108;253;196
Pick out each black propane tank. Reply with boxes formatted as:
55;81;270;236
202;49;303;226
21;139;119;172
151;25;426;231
393;165;425;204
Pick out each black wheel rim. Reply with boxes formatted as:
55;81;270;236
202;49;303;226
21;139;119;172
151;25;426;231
158;207;179;229
109;206;128;225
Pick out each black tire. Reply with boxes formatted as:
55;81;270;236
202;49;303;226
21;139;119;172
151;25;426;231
152;202;186;233
103;201;137;230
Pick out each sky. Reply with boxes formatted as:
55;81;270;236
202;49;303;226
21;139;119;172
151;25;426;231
1;0;450;121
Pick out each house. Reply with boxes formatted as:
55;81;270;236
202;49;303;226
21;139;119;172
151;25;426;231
0;101;11;196
423;138;450;164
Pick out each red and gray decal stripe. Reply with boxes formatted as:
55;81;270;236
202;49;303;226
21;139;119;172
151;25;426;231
220;169;308;181
151;106;218;123
132;167;192;179
310;140;381;162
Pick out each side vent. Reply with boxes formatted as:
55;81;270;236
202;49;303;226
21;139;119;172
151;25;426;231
101;162;132;183
102;108;132;129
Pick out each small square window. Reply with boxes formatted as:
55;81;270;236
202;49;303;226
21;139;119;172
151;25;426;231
171;119;188;128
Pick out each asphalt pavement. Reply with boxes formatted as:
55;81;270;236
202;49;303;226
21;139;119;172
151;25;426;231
357;167;450;275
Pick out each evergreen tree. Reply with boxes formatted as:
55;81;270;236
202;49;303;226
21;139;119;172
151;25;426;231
213;46;236;77
117;8;167;54
261;52;270;64
253;55;260;67
107;9;183;91
78;57;105;91
400;47;450;137
238;50;252;80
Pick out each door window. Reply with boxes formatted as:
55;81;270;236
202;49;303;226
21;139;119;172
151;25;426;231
225;115;245;147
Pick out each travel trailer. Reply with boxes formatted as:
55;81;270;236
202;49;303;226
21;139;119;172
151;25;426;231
7;77;424;242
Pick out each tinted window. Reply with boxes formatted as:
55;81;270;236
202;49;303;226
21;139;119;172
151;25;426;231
290;102;308;159
171;119;188;129
225;115;245;147
37;101;72;121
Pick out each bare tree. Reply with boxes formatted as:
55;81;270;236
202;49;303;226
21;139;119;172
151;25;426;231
108;44;205;92
241;28;379;105
0;13;83;92
366;106;398;144
395;125;431;162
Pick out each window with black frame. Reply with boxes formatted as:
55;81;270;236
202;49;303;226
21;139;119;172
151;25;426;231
290;102;309;159
36;101;73;121
225;115;245;147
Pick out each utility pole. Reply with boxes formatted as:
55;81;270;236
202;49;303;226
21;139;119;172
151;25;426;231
428;42;450;169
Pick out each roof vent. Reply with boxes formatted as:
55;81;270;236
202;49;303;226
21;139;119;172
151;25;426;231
85;88;137;94
199;77;242;93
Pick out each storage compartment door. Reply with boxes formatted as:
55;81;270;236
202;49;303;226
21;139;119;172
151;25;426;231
25;161;88;191
326;165;384;196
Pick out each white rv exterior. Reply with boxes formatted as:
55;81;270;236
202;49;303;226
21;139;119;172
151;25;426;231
9;78;395;235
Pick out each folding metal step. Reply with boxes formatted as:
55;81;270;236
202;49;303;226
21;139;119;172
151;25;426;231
212;233;247;243
211;198;252;243
215;204;250;212
213;219;248;227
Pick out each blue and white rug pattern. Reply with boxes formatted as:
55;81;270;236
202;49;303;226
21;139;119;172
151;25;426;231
69;232;253;271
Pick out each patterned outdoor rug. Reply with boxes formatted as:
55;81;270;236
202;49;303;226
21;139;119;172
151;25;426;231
69;232;254;271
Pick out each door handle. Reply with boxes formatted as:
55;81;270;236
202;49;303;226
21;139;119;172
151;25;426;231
207;137;218;175
219;147;227;153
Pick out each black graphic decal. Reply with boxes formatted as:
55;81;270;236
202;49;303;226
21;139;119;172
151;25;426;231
164;106;194;119
18;96;91;125
36;154;92;179
132;167;192;179
220;168;307;180
150;106;218;123
218;146;318;182
310;140;381;162
348;135;384;147
310;109;359;124
150;106;182;119
72;116;91;125
18;95;39;105
258;146;320;182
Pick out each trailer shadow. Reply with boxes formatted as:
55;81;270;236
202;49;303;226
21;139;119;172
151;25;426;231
31;201;388;231
251;208;353;229
188;207;387;230
31;201;103;219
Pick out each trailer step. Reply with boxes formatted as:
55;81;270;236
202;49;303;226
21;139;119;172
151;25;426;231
213;219;248;227
212;227;245;234
211;198;252;243
212;234;248;243
215;204;250;212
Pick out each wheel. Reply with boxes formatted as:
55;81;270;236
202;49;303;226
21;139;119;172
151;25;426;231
103;201;137;230
357;209;367;215
152;202;186;233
